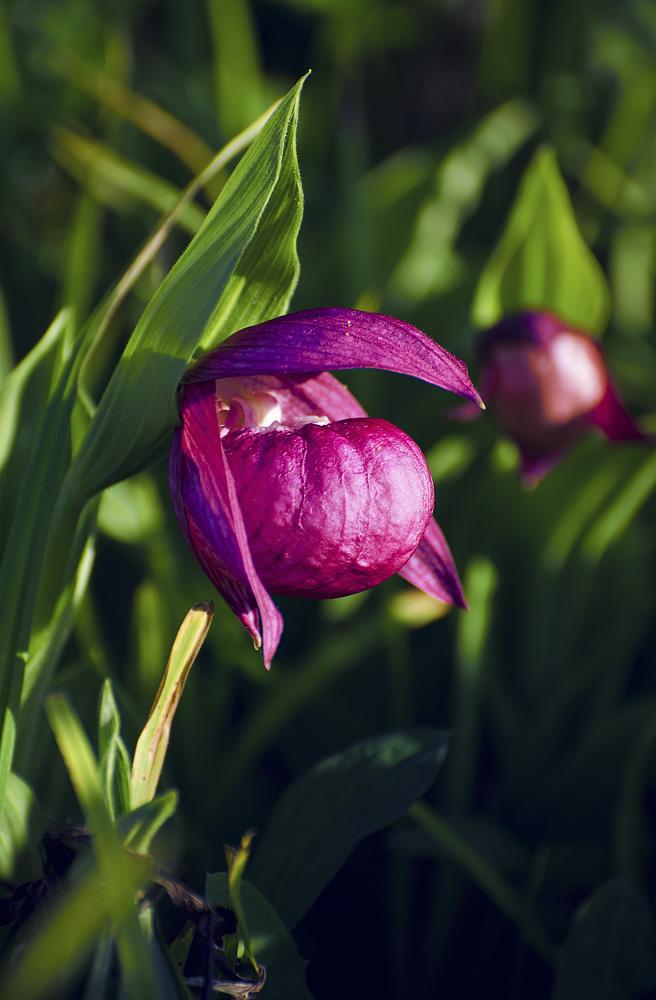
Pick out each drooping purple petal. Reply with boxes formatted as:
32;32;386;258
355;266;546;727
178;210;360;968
185;308;483;406
397;517;467;608
588;382;649;443
170;380;283;667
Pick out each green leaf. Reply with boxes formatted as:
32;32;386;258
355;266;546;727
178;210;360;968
66;73;308;502
0;309;68;541
0;770;35;877
119;790;179;855
0;284;13;386
553;879;656;1000
44;694;158;998
131;603;213;809
206;874;313;1000
472;146;612;332
0;862;138;1000
53;128;206;235
97;679;132;820
223;832;259;973
248;728;450;928
208;0;269;139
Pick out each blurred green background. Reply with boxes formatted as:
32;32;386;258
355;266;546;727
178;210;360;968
3;0;656;997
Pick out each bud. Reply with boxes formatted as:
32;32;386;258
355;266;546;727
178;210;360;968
477;311;647;483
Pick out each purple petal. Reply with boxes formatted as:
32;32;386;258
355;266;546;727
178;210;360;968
170;380;283;667
588;382;649;443
185;308;483;406
222;417;434;598
397;517;467;608
518;449;565;486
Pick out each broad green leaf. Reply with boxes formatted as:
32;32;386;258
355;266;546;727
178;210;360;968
472;146;612;332
0;770;35;877
82;928;114;1000
65;73;308;502
553;879;656;1000
131;602;213;808
206;874;313;1000
199;79;305;347
248;729;450;928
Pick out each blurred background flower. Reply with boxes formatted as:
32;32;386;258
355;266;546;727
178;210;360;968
463;310;648;483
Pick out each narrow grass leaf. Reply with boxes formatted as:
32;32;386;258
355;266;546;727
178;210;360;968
0;771;35;878
45;694;158;997
119;790;179;855
53;129;206;235
98;679;132;820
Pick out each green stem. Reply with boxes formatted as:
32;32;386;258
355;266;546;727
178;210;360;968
409;801;556;965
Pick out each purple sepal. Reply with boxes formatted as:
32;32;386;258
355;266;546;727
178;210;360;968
588;382;649;443
169;380;283;668
185;308;483;406
397;517;467;609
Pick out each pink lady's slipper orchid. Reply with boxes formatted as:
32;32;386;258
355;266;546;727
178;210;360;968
467;310;647;484
170;308;482;667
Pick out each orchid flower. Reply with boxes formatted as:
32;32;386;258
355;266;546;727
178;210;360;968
170;308;482;667
458;310;647;484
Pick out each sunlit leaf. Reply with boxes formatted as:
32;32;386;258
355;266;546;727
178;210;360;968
472;146;612;332
131;603;213;808
119;790;179;856
65;73;308;501
0;771;35;878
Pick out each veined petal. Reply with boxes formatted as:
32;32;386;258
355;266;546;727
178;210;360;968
185;308;483;406
397;517;467;609
170;380;283;667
